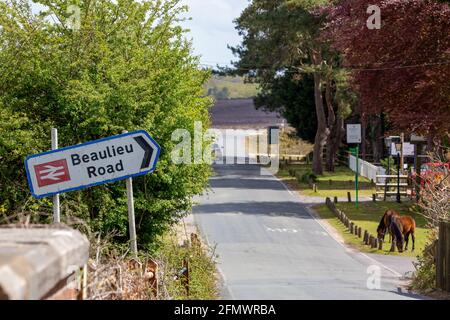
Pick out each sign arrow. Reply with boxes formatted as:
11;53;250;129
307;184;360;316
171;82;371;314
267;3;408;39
134;136;154;169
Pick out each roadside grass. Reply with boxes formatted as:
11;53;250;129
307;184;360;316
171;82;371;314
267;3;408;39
277;163;376;198
156;232;218;300
313;201;431;257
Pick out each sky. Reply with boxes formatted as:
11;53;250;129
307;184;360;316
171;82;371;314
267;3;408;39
180;0;250;67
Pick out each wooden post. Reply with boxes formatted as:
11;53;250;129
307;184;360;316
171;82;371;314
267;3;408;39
357;227;362;238
347;192;352;203
313;184;317;193
182;258;189;298
372;194;376;202
364;230;368;244
334;196;338;204
350;222;354;234
378;239;383;250
373;238;378;249
437;221;444;290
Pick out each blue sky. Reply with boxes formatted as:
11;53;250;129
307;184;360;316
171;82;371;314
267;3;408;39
180;0;249;67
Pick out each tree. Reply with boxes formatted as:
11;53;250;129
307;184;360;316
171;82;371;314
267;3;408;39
230;0;353;174
0;0;211;249
325;0;450;144
254;73;317;143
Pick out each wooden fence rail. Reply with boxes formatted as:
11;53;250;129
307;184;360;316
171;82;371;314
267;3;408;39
437;220;450;292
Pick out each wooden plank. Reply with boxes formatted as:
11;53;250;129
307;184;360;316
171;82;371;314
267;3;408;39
376;175;409;178
437;221;445;290
375;183;409;186
445;222;450;291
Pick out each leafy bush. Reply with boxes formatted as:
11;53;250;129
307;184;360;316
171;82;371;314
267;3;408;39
0;0;211;248
299;170;317;184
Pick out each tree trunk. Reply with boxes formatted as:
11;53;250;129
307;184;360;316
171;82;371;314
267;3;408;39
325;79;335;172
371;115;383;163
312;71;328;175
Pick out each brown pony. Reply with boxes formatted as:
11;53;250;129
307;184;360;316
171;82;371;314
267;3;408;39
377;209;416;252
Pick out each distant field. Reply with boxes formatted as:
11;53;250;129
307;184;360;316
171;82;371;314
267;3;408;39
205;75;260;100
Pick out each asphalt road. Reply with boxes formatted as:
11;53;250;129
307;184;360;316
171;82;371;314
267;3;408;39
193;163;423;300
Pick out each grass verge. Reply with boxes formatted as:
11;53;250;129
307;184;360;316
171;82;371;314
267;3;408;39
312;201;430;257
156;231;219;300
277;163;376;198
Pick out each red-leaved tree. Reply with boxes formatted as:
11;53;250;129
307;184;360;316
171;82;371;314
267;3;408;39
324;0;450;141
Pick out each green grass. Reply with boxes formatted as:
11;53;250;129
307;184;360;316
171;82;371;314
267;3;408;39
277;163;376;198
157;233;218;300
313;201;431;257
205;75;260;99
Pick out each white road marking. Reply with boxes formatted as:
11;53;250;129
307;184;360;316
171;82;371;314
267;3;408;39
274;173;403;278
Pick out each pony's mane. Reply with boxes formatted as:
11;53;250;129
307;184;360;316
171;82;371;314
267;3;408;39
377;213;386;231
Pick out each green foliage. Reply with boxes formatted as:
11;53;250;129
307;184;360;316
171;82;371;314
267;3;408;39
255;73;317;143
380;156;395;171
0;0;212;248
157;234;218;300
411;251;436;292
299;169;317;183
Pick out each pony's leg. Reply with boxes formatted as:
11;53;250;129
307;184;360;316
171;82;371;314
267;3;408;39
404;233;409;251
411;233;415;252
390;238;396;252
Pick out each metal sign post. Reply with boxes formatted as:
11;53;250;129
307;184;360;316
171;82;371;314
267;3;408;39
122;130;138;255
347;124;362;209
51;128;61;223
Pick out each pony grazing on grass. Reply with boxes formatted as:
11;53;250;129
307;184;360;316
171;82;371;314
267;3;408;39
376;209;416;252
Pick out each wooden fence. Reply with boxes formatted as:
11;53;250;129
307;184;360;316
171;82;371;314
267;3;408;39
325;197;382;250
437;220;450;292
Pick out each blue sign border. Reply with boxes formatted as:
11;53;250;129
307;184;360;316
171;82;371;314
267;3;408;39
24;130;161;199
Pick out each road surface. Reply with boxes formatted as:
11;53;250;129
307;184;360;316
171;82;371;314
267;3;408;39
193;163;423;300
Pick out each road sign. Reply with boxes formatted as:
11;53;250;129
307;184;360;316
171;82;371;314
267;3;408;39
390;142;414;157
346;124;361;144
25;130;160;198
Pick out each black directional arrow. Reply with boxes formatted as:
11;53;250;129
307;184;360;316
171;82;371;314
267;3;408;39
134;136;154;169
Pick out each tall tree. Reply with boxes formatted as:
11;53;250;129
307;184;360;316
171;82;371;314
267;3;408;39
325;0;450;144
254;73;317;144
231;0;353;174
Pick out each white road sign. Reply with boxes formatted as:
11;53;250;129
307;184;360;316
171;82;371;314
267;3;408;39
390;142;415;157
346;124;362;144
25;130;160;198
